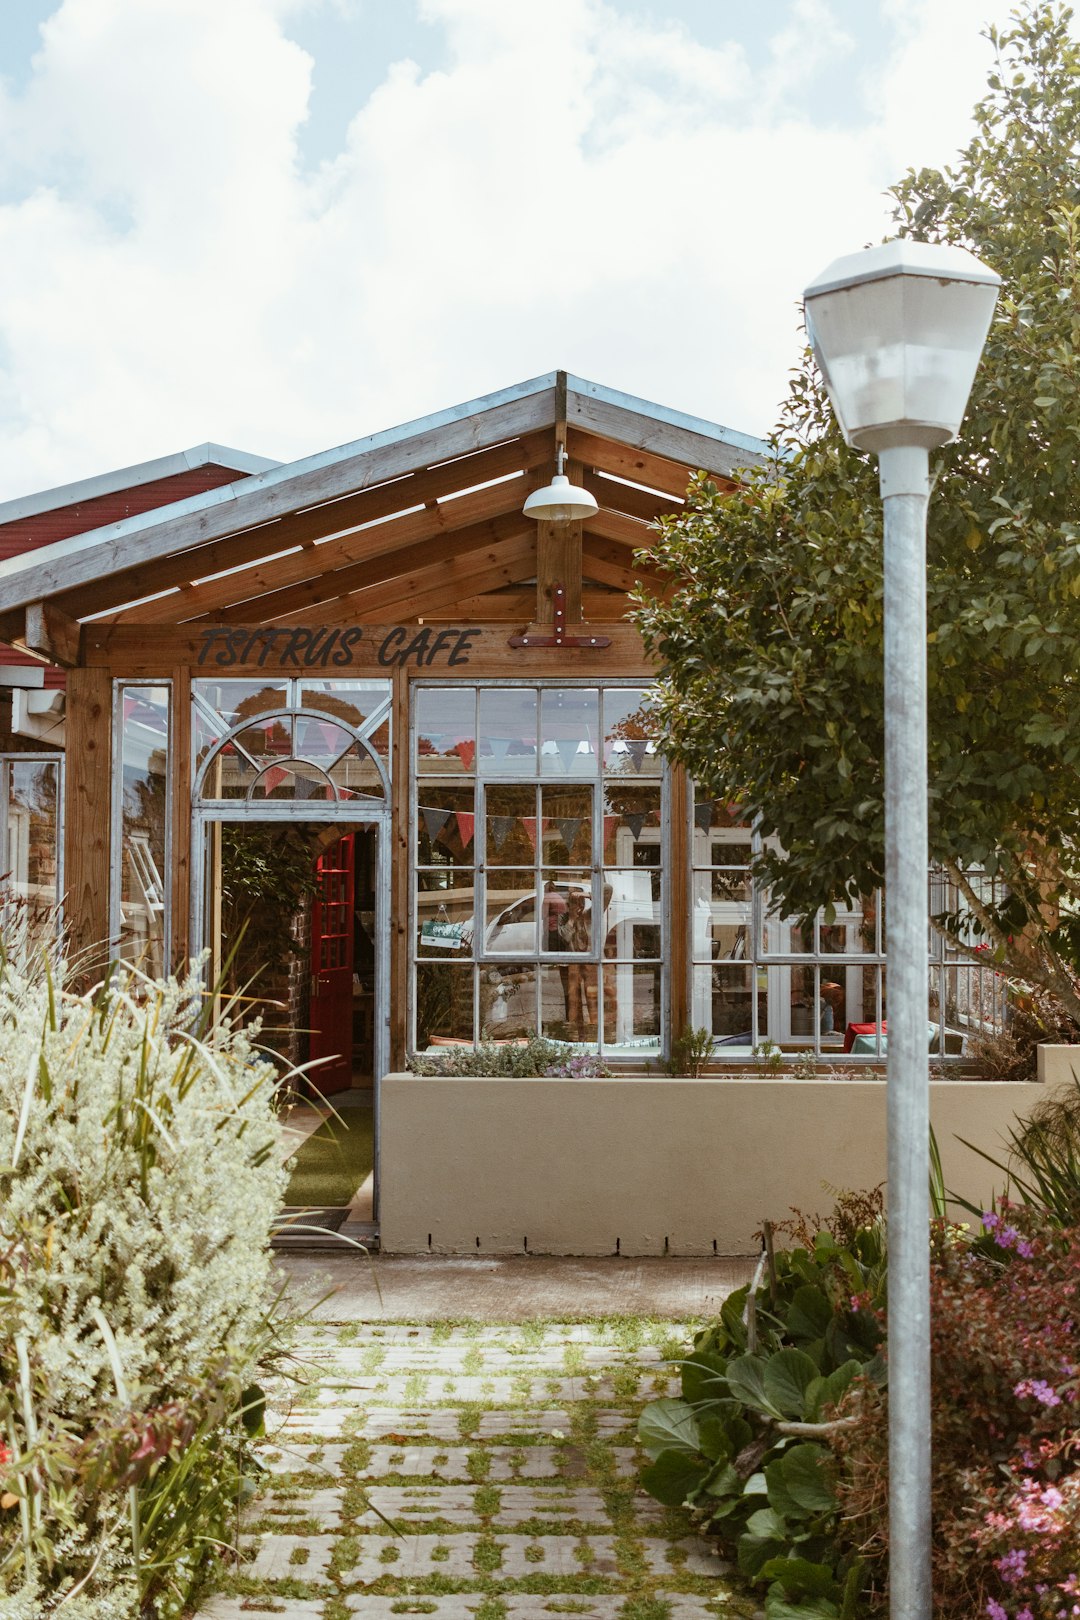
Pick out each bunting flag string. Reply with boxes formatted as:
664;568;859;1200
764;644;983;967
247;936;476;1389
555;736;582;770
484;737;512;762
694;801;715;834
490;815;515;853
557;817;583;854
625;812;647;842
293;774;324;801
422;805;454;843
455;811;475;850
522;816;538;852
262;765;289;794
602;814;619;854
626;739;650;772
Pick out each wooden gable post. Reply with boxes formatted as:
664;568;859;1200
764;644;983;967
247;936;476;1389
65;667;112;968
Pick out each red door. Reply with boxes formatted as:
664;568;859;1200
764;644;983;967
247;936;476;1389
309;834;354;1094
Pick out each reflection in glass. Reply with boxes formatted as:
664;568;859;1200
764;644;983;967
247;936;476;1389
416;687;476;775
485;784;537;866
235;717;292;765
294;716;354;765
415;962;474;1050
252;760;334;801
301;679;391;747
417;786;475;866
540;688;598;776
479;688;537;776
541;872;592;954
119;684;170;975
600;870;660;960
602;963;661;1052
543;960;598;1043
485;871;537;954
415;870;474;959
328;746;384;799
6;761;59;923
480;962;537;1041
697;964;764;1045
603;688;660;777
602;784;661;863
540;784;591;864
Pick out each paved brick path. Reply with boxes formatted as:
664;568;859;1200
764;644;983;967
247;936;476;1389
194;1319;759;1619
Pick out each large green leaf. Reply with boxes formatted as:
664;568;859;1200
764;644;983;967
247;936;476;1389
725;1353;785;1419
769;1444;838;1516
638;1398;702;1460
761;1556;841;1598
804;1359;860;1422
765;1590;840;1620
640;1448;710;1506
738;1531;788;1579
763;1348;821;1419
681;1347;729;1406
785;1285;833;1343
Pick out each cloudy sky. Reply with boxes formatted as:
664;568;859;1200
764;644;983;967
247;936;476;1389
0;0;1041;500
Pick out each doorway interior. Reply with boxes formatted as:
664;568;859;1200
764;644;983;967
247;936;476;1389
198;812;386;1225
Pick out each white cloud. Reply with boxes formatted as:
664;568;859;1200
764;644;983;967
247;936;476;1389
0;0;1045;498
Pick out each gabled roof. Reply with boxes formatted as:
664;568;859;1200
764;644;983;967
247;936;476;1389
0;374;769;636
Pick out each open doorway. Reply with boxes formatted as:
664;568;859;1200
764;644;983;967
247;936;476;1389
204;816;382;1230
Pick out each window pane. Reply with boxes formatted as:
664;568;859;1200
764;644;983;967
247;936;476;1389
118;685;169;974
485;870;537;954
415;963;474;1051
480;963;537;1040
7;760;59;921
417;786;475;866
603;689;661;777
540;688;598;777
695;964;764;1046
602;785;661;863
294;716;354;766
601;871;661;960
300;678;391;751
540;784;591;865
329;745;385;799
542;961;598;1043
252;760;334;801
691;796;748;864
235;716;292;766
416;687;476;775
602;963;661;1053
540;873;592;954
416;871;475;959
479;688;537;776
693;877;751;962
485;784;537;866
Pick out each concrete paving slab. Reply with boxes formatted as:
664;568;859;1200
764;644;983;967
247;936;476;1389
277;1254;754;1322
242;1530;337;1580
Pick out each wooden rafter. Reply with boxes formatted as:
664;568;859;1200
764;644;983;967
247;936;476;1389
285;531;538;626
581;469;681;525
569;426;714;501
580;534;663;595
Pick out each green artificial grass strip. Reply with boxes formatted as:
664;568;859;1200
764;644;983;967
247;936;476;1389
284;1107;375;1207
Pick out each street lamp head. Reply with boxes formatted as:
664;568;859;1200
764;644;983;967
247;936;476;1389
803;239;1001;454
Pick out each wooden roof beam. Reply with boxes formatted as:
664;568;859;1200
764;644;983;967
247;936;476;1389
292;532;538;626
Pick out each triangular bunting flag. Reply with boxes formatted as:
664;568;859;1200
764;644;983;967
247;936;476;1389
603;814;619;853
625;812;647;842
261;764;289;794
555;737;581;770
455;811;475;850
490;815;515;853
522;816;538;852
694;802;714;834
454;739;476;771
557;817;583;854
293;774;323;801
422;805;453;843
626;739;650;772
486;737;512;762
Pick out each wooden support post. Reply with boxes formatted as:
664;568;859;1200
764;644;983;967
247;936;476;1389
389;665;411;1072
24;601;82;668
668;764;690;1046
64;668;112;969
170;666;191;969
536;511;583;624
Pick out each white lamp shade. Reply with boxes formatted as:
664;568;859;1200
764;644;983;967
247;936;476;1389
804;239;1001;453
522;474;599;523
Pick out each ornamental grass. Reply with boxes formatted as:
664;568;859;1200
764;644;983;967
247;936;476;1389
0;944;293;1618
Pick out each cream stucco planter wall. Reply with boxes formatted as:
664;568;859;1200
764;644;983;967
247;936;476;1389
378;1058;1079;1257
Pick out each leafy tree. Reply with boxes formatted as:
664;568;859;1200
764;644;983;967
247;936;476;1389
636;0;1080;1022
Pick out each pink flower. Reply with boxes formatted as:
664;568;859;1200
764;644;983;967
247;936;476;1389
1014;1378;1062;1407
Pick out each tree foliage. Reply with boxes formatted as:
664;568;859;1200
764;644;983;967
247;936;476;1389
635;1;1080;1019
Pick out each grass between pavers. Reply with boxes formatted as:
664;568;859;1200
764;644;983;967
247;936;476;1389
283;1106;375;1207
192;1317;759;1620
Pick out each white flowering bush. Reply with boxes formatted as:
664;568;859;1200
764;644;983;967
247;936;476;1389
0;947;291;1617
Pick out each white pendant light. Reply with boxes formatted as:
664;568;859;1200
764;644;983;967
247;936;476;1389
522;444;598;522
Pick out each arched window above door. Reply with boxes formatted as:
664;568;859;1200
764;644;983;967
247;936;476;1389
192;677;391;806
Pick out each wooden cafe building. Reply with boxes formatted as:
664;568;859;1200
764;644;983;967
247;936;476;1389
0;372;1024;1254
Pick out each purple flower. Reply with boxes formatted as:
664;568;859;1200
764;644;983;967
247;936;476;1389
997;1546;1028;1584
986;1601;1008;1620
1016;1239;1036;1258
1014;1377;1062;1406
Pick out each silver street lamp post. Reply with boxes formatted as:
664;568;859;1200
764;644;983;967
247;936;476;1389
802;239;1000;1619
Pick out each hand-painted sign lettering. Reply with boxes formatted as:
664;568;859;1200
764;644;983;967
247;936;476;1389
196;625;482;669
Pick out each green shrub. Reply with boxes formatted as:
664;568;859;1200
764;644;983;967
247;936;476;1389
638;1191;887;1618
411;1033;569;1077
0;949;292;1618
